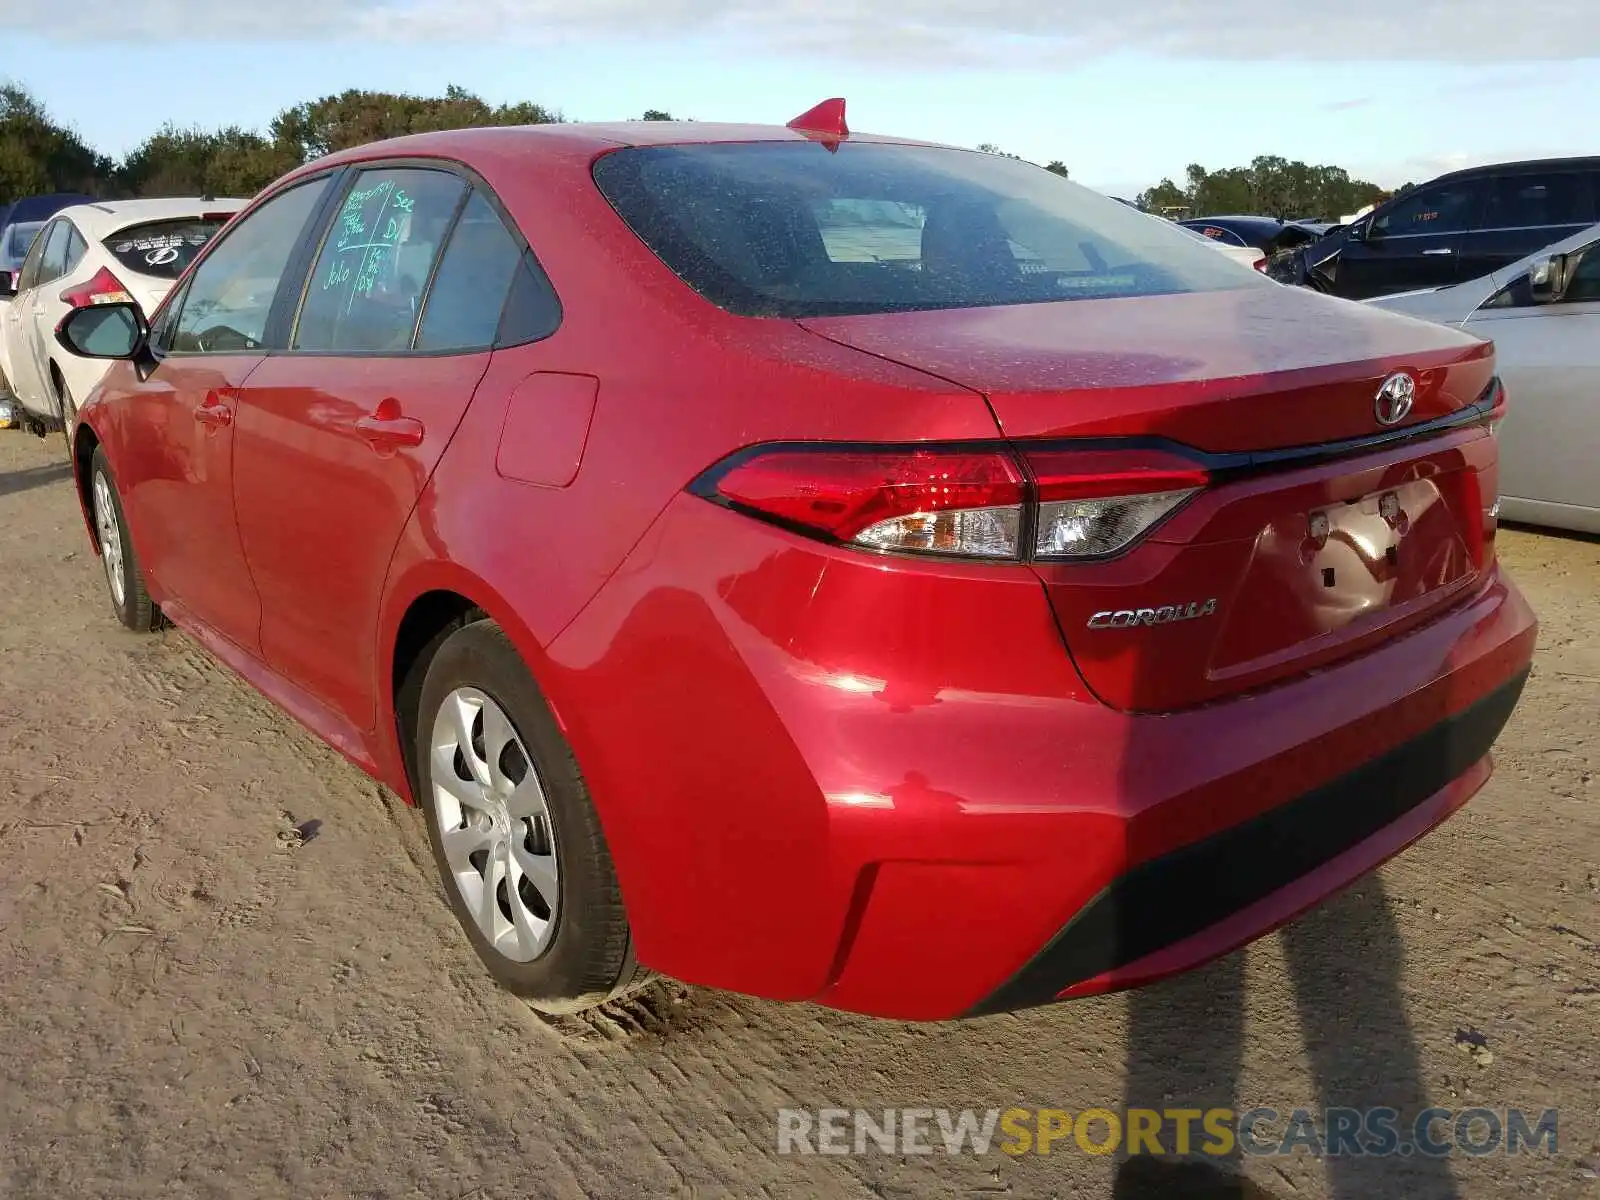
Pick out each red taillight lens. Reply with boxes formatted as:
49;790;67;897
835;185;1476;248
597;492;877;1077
696;442;1209;561
707;446;1026;559
1253;258;1268;273
61;266;134;309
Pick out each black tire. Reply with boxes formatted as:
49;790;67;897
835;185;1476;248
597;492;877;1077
414;619;647;1012
88;447;158;632
55;372;76;459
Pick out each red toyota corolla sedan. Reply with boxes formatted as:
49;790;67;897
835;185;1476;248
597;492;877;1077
54;102;1536;1020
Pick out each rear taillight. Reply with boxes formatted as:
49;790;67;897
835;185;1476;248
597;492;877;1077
60;266;134;309
693;443;1207;562
706;446;1026;559
1022;447;1208;559
1252;258;1268;273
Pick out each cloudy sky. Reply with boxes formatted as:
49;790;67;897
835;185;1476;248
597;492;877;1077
9;0;1599;196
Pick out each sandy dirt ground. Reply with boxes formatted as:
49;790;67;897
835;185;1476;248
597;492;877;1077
0;427;1595;1200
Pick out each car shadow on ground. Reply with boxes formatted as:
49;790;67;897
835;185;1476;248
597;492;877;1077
0;458;71;499
1114;879;1458;1200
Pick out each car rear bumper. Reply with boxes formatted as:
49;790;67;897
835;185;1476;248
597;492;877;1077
548;496;1537;1020
965;667;1525;1015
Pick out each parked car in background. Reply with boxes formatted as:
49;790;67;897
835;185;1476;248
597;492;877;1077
1368;222;1600;534
1295;158;1600;300
0;193;95;293
0;198;245;438
1178;214;1327;256
1176;222;1272;272
53;110;1533;1020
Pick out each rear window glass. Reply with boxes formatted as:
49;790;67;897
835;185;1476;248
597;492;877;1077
3;221;43;262
591;142;1267;318
106;218;232;279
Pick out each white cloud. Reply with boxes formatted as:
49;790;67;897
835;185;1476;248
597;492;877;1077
15;0;1600;62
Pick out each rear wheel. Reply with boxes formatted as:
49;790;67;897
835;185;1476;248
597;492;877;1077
414;619;647;1012
89;448;158;632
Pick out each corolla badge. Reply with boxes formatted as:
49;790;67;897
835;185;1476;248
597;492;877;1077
1087;599;1218;630
1374;372;1416;426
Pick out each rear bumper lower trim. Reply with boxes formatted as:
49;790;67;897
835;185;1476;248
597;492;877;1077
966;666;1530;1016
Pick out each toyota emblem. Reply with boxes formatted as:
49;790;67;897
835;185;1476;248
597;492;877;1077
1374;372;1416;426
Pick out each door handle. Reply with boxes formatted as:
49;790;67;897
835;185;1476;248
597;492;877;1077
194;393;233;427
1422;248;1454;256
354;412;425;450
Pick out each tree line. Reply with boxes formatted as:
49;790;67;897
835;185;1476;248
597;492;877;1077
4;81;1387;222
1136;158;1391;221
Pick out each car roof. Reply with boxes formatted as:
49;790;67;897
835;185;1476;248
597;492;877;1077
55;197;249;237
1424;156;1600;187
290;119;954;181
2;192;96;225
1182;215;1285;231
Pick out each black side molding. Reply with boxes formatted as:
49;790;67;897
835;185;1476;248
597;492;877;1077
967;668;1529;1017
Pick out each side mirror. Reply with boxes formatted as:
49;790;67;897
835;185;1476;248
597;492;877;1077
0;271;16;300
1347;219;1370;243
1528;254;1567;304
55;302;149;360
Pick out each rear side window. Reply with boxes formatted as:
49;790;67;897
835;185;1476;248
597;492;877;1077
106;218;233;280
1481;173;1592;230
64;225;87;275
592;142;1266;318
294;168;466;353
415;190;522;351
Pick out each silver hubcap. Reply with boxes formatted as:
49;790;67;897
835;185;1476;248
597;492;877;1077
429;687;559;962
93;472;125;608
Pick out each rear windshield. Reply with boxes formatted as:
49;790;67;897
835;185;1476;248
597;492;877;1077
106;218;232;279
3;221;43;263
591;142;1269;317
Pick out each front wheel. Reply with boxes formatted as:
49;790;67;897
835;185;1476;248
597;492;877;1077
89;448;158;632
414;619;648;1012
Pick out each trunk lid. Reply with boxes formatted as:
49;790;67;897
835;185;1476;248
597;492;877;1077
802;287;1501;711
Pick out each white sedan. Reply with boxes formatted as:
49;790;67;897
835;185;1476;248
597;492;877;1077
1367;223;1600;535
0;197;246;439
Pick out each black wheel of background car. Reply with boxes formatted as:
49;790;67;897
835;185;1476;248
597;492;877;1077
88;447;158;633
55;374;76;460
413;619;650;1012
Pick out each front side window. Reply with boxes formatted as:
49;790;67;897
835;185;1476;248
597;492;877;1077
1481;174;1591;230
1373;181;1484;237
171;177;330;354
294;168;466;353
1482;240;1600;309
1565;247;1600;303
592;142;1268;318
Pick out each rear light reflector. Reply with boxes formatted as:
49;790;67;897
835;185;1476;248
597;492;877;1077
60;266;134;308
695;442;1208;562
1252;258;1268;273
